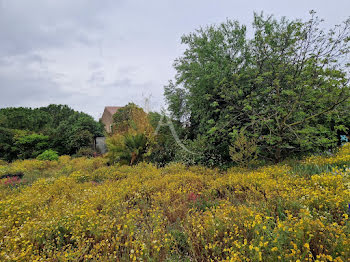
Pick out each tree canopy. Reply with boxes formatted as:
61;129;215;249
165;12;350;165
0;105;104;161
106;103;155;165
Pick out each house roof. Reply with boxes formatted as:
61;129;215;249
105;106;121;116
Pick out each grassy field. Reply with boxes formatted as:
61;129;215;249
0;145;349;261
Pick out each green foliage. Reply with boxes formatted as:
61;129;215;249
75;147;96;158
0;104;103;159
0;127;17;161
107;104;154;165
37;149;59;161
173;135;232;168
107;133;148;165
124;133;148;165
112;103;153;135
0;107;51;132
106;134;125;164
174;135;209;166
165;12;350;165
169;229;190;259
14;133;49;159
51;112;103;155
148;112;184;166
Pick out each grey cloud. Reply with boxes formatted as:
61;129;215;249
0;0;349;119
88;71;105;85
0;69;69;108
0;0;122;56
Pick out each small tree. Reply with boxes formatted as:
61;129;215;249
112;103;154;137
107;103;154;165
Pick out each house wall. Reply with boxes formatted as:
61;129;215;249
101;109;113;133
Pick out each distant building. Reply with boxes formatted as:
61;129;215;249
100;106;121;133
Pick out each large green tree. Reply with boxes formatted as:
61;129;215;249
0;127;17;161
52;112;103;155
0;105;104;160
165;12;350;164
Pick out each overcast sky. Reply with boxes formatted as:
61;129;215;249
1;0;349;119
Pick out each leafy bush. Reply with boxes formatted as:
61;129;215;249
36;149;59;161
75;147;96;158
14;133;50;159
107;103;154;165
174;135;229;167
107;133;148;165
174;135;208;166
148;112;183;167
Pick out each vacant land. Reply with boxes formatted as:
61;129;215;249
0;145;349;261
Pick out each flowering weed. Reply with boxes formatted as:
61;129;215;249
0;145;349;261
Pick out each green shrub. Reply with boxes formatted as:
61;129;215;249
14;133;49;159
174;135;225;167
75;147;95;158
36;149;59;161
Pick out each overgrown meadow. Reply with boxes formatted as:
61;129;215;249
0;145;349;261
